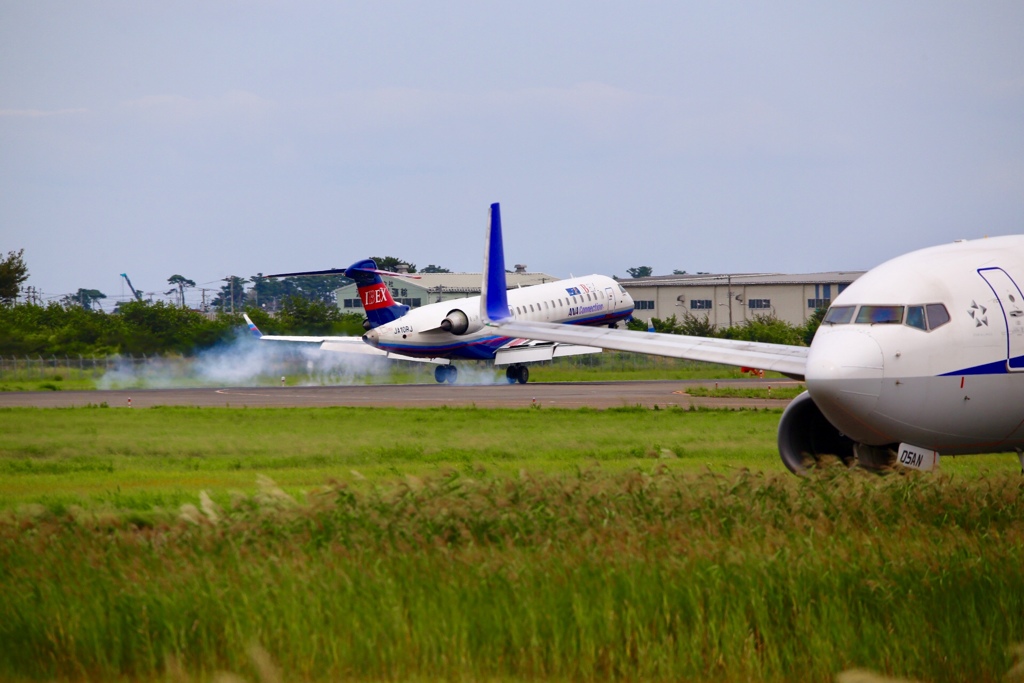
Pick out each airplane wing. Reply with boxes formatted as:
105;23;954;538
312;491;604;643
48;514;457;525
478;203;809;380
242;314;448;365
493;338;602;365
488;319;807;378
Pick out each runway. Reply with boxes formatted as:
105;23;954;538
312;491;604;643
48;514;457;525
0;379;798;409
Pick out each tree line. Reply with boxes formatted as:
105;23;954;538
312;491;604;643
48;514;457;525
626;309;825;347
0;300;366;357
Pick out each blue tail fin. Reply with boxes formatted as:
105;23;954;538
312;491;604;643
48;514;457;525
345;259;410;328
481;203;511;323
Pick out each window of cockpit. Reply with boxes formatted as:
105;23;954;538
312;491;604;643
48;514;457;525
618;284;627;294
906;306;926;330
823;305;855;324
855;305;904;324
926;303;950;330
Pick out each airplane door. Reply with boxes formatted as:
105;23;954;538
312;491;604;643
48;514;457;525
605;287;615;311
978;267;1024;371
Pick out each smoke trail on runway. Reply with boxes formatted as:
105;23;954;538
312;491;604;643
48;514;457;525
97;333;400;389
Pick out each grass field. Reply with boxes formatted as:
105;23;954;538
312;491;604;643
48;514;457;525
1;405;1023;682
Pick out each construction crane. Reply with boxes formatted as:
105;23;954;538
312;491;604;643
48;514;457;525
120;273;144;302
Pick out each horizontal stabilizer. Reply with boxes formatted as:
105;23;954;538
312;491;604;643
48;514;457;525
264;265;421;279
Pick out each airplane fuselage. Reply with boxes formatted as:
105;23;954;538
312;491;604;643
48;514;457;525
806;235;1024;455
363;275;633;361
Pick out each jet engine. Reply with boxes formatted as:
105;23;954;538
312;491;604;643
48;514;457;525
439;309;483;336
777;391;856;473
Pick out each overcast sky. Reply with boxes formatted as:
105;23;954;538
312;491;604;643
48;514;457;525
2;1;1023;307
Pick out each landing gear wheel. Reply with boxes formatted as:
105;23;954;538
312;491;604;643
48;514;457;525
445;365;458;384
516;365;529;384
434;366;448;384
505;366;517;384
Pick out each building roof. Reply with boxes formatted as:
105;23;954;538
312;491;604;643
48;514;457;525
620;271;865;288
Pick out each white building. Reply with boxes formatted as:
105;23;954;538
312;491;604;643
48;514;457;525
621;271;865;329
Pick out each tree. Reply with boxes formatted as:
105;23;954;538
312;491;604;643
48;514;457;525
419;264;451;273
369;256;417;273
677;311;715;337
167;274;196;308
211;276;248;313
66;288;107;311
719;313;805;346
649;315;685;334
672;269;688;275
0;249;29;305
626;266;653;278
803;307;827;345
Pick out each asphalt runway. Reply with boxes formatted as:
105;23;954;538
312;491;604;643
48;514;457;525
0;379;799;410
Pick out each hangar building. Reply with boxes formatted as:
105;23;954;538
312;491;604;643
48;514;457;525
620;271;865;329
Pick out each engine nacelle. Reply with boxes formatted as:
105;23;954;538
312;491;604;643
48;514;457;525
777;391;856;473
439;309;482;336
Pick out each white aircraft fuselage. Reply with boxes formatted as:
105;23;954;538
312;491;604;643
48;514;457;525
806;235;1024;456
363;275;634;361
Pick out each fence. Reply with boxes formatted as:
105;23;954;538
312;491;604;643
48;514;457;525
0;355;155;380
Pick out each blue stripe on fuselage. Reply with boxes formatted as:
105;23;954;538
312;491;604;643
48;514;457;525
939;356;1024;376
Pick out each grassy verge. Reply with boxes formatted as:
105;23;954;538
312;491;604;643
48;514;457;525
685;385;806;400
0;405;786;511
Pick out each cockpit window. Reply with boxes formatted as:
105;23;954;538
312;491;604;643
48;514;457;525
855;305;904;324
906;306;926;330
823;305;855;324
925;303;950;330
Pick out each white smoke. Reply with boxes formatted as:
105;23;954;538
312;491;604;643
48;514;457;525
97;332;409;389
95;331;518;389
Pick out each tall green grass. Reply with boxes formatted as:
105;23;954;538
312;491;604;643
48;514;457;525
1;468;1022;682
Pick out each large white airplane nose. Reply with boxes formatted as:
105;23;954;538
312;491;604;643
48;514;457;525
805;328;885;438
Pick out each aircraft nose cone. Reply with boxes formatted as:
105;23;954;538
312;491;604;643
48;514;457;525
806;328;885;438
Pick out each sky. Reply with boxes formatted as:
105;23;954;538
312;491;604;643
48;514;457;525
2;1;1023;308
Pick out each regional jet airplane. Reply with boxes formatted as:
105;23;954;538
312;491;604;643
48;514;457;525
245;248;634;384
480;202;1024;473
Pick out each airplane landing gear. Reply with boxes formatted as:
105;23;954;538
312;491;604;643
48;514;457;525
505;364;529;384
434;365;458;384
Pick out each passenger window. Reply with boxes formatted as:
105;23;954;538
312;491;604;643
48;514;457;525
543;302;549;310
855;305;904;324
926;304;950;330
529;304;535;313
906;306;926;330
823;306;855;324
